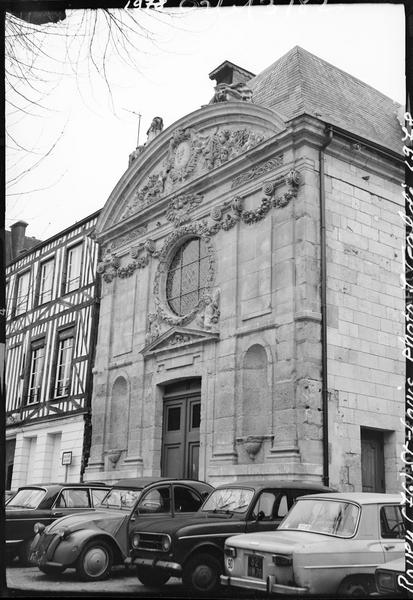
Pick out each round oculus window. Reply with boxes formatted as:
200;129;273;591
166;237;209;316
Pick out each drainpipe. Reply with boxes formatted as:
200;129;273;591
319;125;333;488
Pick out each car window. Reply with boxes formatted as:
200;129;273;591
91;488;109;506
275;494;289;519
174;486;202;512
7;488;45;509
380;505;405;539
55;489;90;508
250;492;278;520
138;486;171;514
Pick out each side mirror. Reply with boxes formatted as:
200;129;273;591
256;510;265;522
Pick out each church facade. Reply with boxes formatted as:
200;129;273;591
84;47;404;492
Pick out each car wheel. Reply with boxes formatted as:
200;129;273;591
39;565;65;576
136;566;170;587
337;576;372;597
19;538;35;566
183;553;221;595
76;540;113;581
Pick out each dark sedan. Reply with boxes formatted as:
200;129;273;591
31;478;213;581
127;480;333;594
6;482;111;565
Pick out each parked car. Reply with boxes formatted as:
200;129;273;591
375;557;406;597
221;492;405;596
126;480;333;594
6;482;111;565
31;478;213;581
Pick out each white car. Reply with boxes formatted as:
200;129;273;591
221;492;404;596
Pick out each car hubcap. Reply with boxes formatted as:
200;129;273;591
193;565;214;590
83;547;108;578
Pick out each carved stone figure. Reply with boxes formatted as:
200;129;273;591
128;145;145;167
209;82;253;104
145;313;161;345
197;289;220;330
146;117;164;143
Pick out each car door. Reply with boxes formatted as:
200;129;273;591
245;490;290;533
172;484;205;514
379;504;405;561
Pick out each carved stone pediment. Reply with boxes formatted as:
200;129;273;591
141;326;219;357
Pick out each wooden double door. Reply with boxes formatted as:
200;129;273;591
161;380;201;480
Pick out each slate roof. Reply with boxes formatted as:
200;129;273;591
250;46;403;156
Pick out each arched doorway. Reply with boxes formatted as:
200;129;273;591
161;379;201;479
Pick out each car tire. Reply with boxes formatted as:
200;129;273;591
337;576;373;597
19;538;35;566
182;552;222;595
76;540;113;581
39;565;65;576
136;566;170;587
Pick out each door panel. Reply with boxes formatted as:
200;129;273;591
161;388;201;479
361;429;385;492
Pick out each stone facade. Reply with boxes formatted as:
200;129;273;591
85;49;404;491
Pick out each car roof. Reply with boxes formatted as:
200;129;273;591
214;480;333;492
296;492;402;504
111;478;213;491
16;482;109;491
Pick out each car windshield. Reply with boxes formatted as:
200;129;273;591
97;488;142;510
280;498;360;537
201;488;254;513
7;488;46;509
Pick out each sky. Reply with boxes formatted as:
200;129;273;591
6;3;405;242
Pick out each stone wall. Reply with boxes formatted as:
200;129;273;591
325;152;404;492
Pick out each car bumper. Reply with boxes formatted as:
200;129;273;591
220;574;308;595
126;556;182;574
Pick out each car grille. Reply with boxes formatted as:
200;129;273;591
136;533;165;551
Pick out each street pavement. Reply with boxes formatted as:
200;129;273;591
5;564;188;597
5;564;248;598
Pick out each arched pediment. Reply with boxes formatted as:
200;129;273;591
96;102;286;238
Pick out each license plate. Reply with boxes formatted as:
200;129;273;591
247;554;263;579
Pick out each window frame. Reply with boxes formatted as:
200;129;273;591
14;269;32;317
51;326;76;400
36;257;55;306
25;337;46;405
62;242;83;295
166;237;209;316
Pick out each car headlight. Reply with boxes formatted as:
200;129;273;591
224;546;237;558
272;554;292;566
377;572;396;592
131;533;140;549
56;527;70;540
161;535;171;552
34;522;45;535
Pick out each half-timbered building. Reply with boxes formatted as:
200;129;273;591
5;211;100;488
84;47;404;492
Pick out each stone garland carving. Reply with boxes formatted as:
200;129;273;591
231;155;284;189
98;169;301;283
97;239;158;282
122;125;266;218
166;193;204;227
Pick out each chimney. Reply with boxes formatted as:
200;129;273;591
209;60;255;86
10;221;28;259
